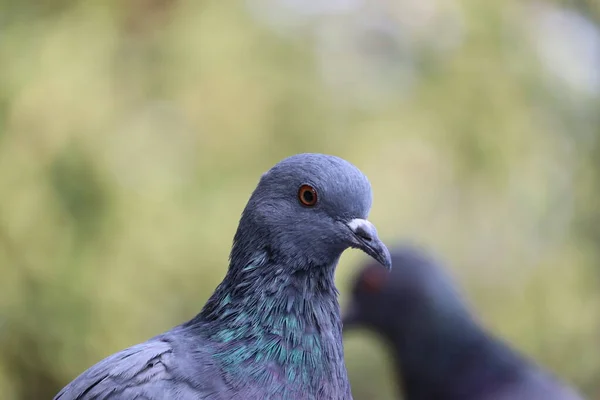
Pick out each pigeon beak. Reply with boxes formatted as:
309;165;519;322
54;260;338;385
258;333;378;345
342;300;361;332
346;219;392;270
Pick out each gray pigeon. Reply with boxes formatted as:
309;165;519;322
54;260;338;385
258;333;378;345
343;244;583;400
55;153;392;400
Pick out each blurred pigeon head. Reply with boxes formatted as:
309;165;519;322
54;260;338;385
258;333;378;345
343;243;474;343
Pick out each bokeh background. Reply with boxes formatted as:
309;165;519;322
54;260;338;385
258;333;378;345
1;0;599;399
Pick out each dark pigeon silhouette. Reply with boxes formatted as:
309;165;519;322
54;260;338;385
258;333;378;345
343;244;583;400
55;153;392;400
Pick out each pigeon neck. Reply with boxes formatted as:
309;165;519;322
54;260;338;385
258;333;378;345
193;251;351;399
389;313;523;398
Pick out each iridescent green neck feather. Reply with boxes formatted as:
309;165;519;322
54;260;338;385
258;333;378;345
188;252;350;399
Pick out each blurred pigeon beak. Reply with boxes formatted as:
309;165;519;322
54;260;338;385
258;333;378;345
346;219;392;270
342;301;361;332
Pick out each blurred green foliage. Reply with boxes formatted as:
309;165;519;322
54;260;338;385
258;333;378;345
0;1;599;399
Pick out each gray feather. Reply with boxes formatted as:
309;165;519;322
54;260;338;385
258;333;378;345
55;331;229;400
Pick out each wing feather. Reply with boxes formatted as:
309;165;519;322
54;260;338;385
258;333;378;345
55;338;187;400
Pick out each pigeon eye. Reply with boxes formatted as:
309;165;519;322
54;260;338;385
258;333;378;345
298;184;318;207
361;267;386;293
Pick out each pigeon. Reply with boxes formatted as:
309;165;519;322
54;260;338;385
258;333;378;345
343;244;583;400
55;153;392;400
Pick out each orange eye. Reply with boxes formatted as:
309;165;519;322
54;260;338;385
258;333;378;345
361;267;386;293
298;184;318;207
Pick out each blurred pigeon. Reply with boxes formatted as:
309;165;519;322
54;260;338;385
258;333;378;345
55;153;392;400
343;244;583;400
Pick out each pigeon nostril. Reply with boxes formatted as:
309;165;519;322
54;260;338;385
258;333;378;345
357;228;372;242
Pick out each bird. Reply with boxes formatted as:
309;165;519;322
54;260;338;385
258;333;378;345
343;244;583;400
54;153;392;400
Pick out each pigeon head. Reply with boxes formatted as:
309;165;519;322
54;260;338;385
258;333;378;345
231;153;392;272
343;243;469;337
